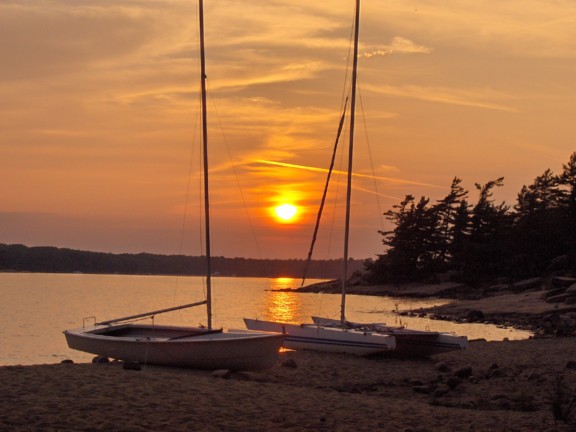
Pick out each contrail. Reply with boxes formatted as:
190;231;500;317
254;159;441;188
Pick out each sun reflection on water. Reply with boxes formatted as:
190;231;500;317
263;278;304;323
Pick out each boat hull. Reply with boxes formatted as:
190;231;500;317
243;318;395;356
64;324;285;371
311;316;467;356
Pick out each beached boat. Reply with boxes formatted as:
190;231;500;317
244;0;395;356
64;0;284;371
311;316;467;356
244;318;394;356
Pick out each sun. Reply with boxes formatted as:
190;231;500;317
274;203;298;222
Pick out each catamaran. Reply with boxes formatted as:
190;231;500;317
311;316;467;357
244;0;396;356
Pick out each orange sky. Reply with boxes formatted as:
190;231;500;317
1;0;576;260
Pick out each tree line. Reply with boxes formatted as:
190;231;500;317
0;243;363;279
365;152;576;285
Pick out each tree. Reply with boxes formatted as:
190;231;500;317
366;153;576;286
558;152;576;249
515;169;563;217
434;177;469;264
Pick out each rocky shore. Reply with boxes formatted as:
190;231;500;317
292;275;576;337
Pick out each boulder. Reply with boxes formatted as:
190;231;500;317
546;293;571;304
548;255;570;271
465;310;485;322
511;278;542;292
485;284;509;294
543;287;567;299
552;276;576;288
92;356;109;364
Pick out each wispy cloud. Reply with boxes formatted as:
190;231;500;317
365;84;518;112
362;37;432;58
254;160;442;188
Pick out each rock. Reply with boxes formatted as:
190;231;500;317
552;276;576;288
542;287;567;299
465;310;484;322
546;293;571;304
566;360;576;370
212;369;231;379
511;278;542;292
432;385;450;397
548;255;570;271
281;358;298;368
122;361;141;371
434;361;450;372
92;356;109;364
60;359;74;364
488;368;507;378
485;284;509;293
446;376;461;389
454;366;473;379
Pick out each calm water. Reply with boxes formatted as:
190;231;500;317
1;273;531;366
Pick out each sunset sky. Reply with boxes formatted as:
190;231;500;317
2;0;576;260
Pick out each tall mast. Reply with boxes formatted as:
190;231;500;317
341;0;360;324
199;0;212;330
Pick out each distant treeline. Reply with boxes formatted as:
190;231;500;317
365;152;576;285
0;243;363;279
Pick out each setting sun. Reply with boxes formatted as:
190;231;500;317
274;204;298;222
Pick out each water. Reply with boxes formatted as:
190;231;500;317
1;273;531;366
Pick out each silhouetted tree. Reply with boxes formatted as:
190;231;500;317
558;152;576;261
434;177;469;264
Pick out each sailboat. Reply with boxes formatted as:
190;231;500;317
63;0;285;371
311;317;467;357
247;0;467;357
244;0;396;356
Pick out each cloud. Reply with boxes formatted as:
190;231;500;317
253;160;441;188
365;83;518;112
362;37;432;58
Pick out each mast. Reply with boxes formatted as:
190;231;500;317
199;0;212;330
341;0;360;324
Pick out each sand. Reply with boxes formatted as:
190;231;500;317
2;337;576;431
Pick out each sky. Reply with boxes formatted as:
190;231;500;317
1;0;576;260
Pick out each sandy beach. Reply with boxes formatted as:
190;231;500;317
1;336;575;431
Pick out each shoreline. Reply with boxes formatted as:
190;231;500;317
2;337;575;431
291;277;576;336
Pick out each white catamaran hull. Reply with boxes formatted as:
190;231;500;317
311;316;467;356
243;318;395;356
64;324;285;371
